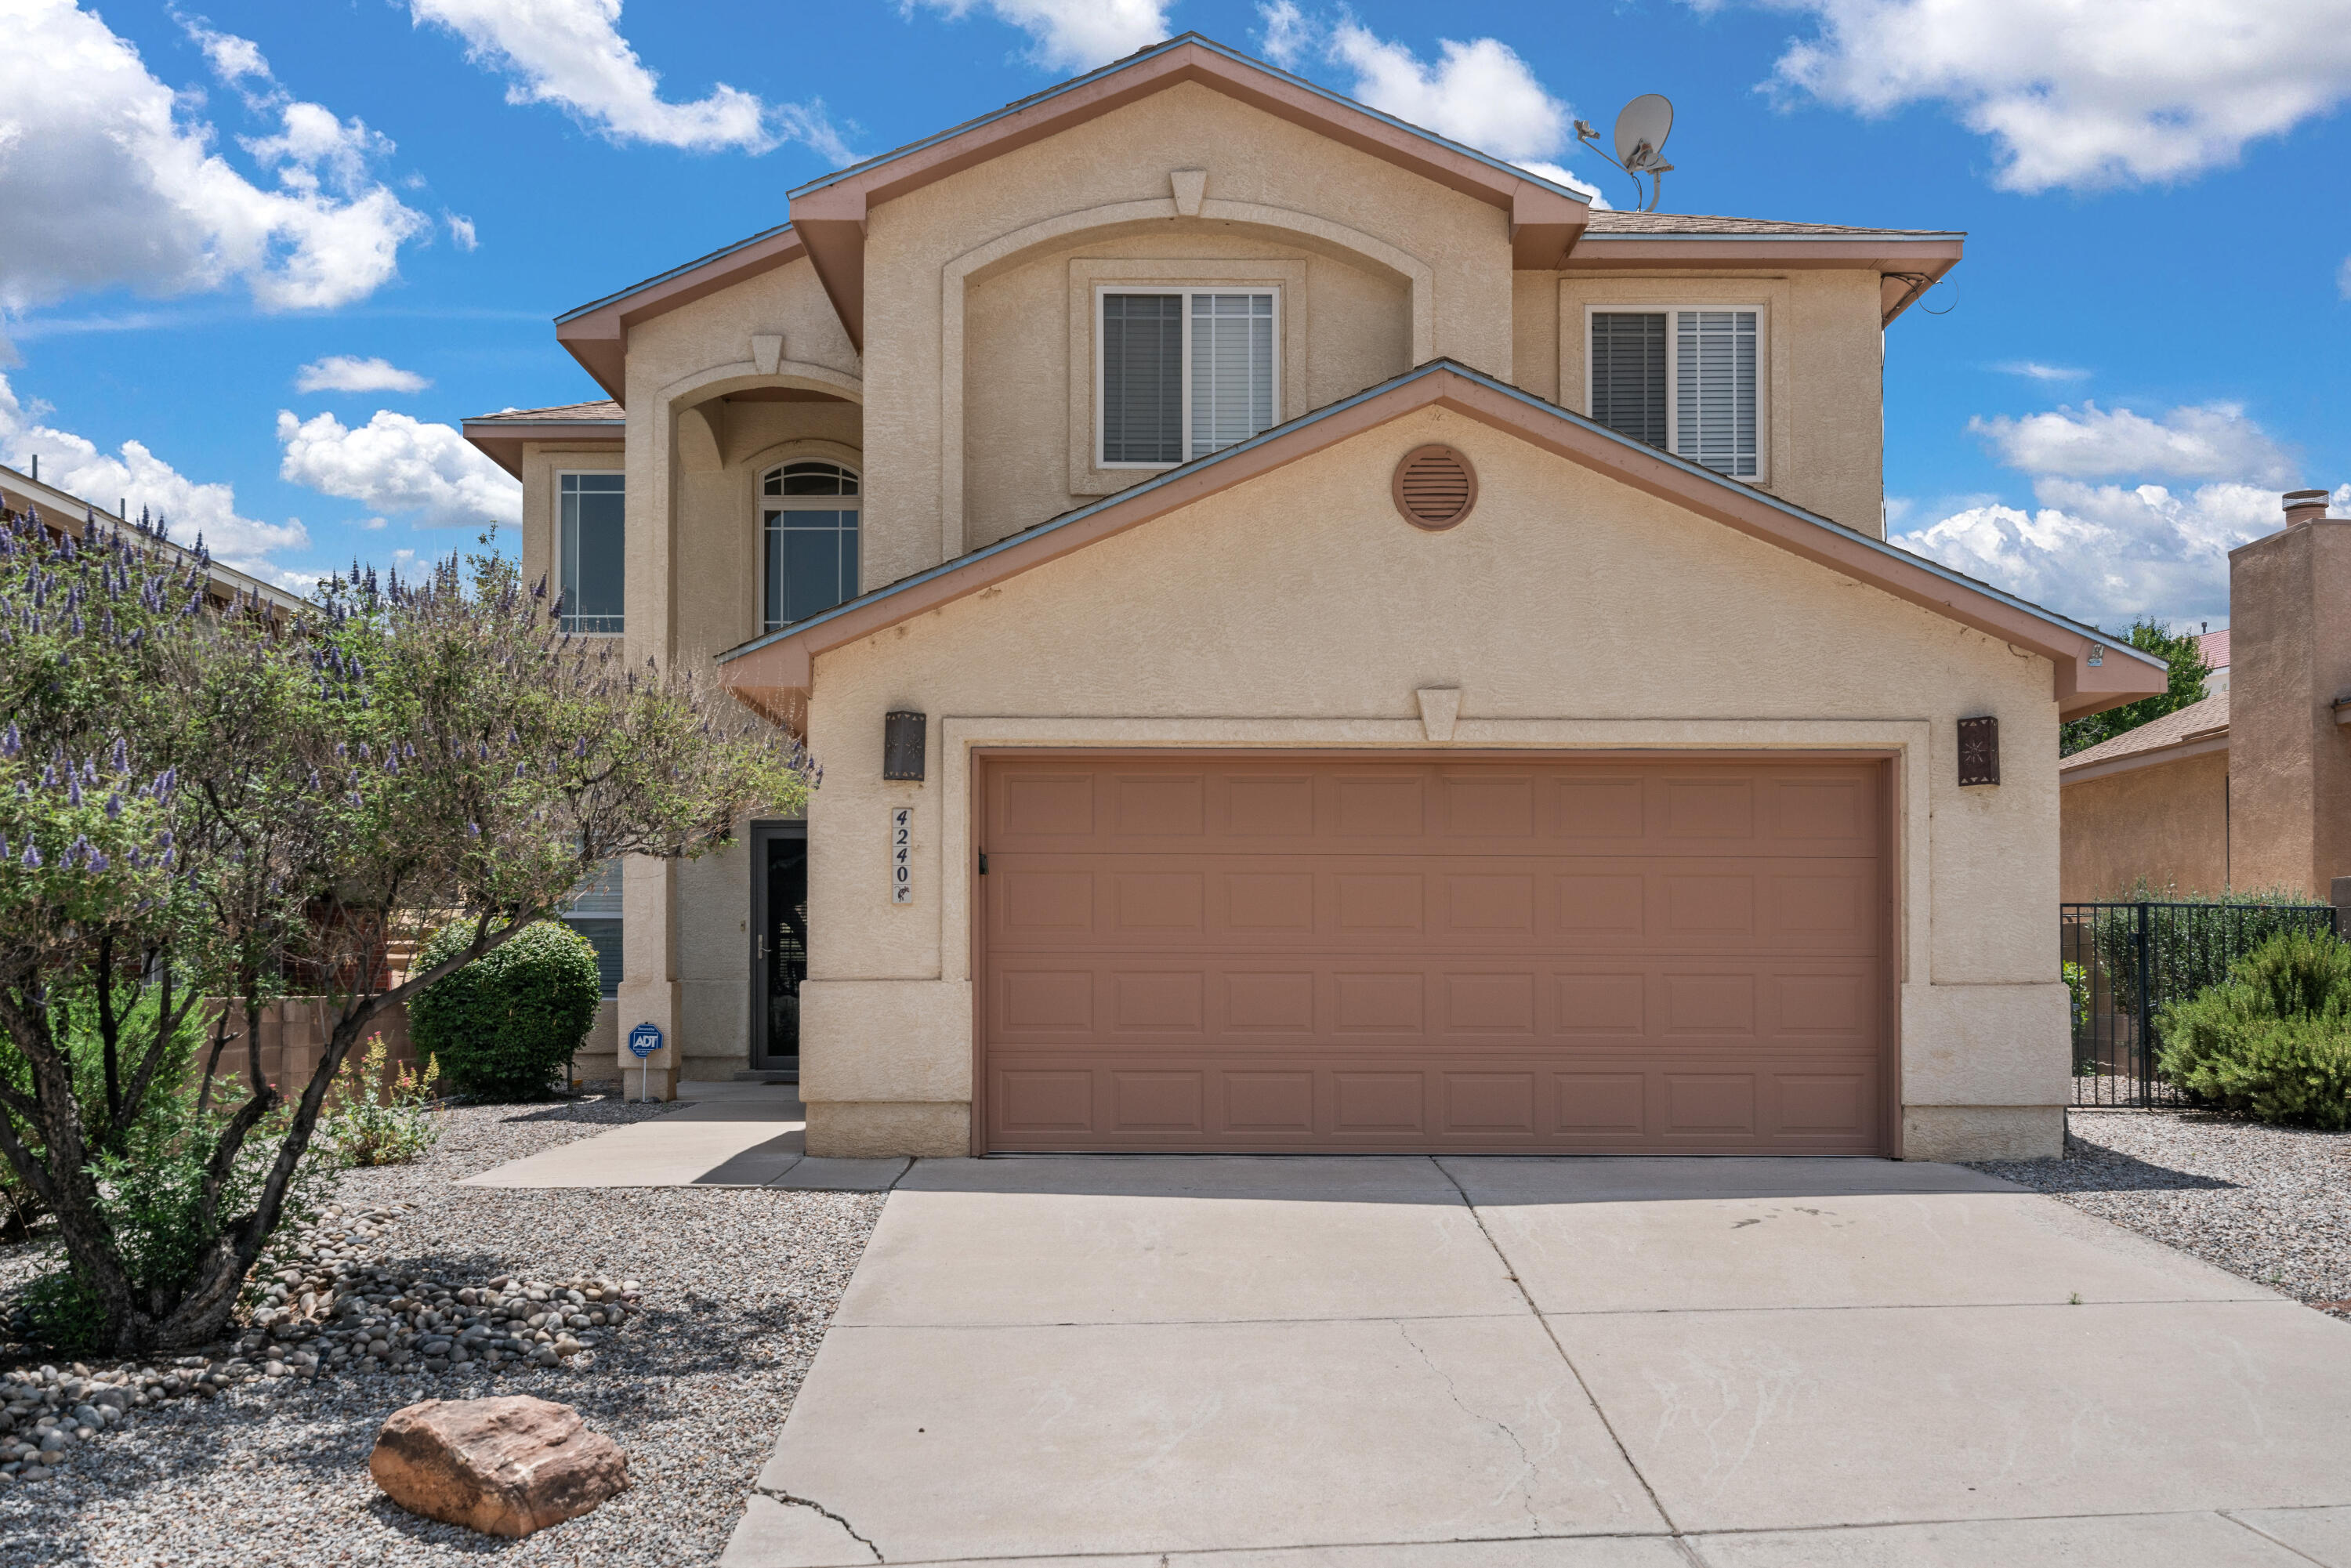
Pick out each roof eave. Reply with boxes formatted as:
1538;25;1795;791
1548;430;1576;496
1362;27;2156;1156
553;224;808;404
1561;235;1965;325
718;360;2161;721
2060;728;2231;785
460;419;626;479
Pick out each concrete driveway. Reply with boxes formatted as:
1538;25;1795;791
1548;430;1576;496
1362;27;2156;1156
722;1157;2351;1567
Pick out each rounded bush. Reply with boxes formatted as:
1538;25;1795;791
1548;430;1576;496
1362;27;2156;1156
408;920;601;1101
2158;929;2351;1128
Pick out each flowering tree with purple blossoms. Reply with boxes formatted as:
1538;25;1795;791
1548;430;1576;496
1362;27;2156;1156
0;517;811;1353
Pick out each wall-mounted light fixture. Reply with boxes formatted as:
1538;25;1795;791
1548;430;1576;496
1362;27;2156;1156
883;711;927;782
1957;715;1999;788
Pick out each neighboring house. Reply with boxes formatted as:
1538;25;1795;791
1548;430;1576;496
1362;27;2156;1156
2197;627;2230;694
465;34;2164;1162
2063;491;2351;902
0;462;309;617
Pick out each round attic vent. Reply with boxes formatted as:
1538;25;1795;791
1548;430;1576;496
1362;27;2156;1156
1392;445;1476;530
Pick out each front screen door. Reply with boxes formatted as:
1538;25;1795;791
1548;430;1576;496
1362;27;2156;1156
750;822;807;1071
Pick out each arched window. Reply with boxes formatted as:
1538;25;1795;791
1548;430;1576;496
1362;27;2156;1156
761;461;860;631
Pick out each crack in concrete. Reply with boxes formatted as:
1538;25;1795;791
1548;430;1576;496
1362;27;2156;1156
1393;1317;1543;1532
755;1483;885;1562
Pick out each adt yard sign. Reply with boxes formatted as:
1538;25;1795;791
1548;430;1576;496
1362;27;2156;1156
627;1021;664;1103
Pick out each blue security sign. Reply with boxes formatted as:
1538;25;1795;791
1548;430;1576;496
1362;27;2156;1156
627;1022;665;1059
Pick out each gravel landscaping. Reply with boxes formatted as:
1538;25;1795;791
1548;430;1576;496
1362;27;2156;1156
1976;1106;2351;1312
0;1095;888;1566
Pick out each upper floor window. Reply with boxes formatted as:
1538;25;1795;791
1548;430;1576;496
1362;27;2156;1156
763;461;860;631
1589;309;1761;479
1099;289;1277;468
558;472;625;634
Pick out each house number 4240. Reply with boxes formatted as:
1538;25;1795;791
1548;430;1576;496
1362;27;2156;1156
889;807;913;904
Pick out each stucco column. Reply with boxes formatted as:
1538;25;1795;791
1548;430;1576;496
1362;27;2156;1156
2227;493;2351;897
615;856;680;1099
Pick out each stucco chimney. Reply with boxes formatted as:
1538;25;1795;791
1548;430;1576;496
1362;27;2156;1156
2224;489;2351;896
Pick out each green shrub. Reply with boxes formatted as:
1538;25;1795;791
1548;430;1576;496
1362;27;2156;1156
2157;929;2351;1128
321;1034;443;1166
0;979;211;1240
16;1089;342;1353
409;920;600;1101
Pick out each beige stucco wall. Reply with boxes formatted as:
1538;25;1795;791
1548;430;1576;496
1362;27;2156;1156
961;234;1411;546
2059;750;2231;900
1552;271;1887;535
860;81;1518;585
795;401;2063;1159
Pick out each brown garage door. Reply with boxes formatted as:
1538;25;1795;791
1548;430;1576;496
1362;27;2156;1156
977;754;1889;1155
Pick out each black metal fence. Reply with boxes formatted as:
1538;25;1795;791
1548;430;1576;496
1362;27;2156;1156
2063;900;2342;1106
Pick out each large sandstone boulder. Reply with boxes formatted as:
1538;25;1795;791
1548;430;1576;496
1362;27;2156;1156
369;1395;625;1537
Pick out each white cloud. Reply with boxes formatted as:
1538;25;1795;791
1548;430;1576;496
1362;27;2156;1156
907;1;1172;73
2339;254;2351;299
1970;401;2295;485
1994;360;2090;382
175;12;272;92
1895;480;2302;623
0;372;310;574
410;0;850;158
1755;0;2351;192
295;356;432;394
1254;7;1610;200
276;408;521;529
446;213;480;252
0;1;427;314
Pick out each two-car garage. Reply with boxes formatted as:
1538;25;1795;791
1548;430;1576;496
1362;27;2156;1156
976;754;1892;1156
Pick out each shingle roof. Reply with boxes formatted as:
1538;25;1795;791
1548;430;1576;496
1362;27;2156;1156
1581;212;1961;237
2197;628;2231;670
468;400;622;423
2061;691;2230;773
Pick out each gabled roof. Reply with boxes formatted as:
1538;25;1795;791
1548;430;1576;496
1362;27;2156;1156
462;400;625;479
2060;692;2231;784
554;225;805;400
783;34;1592;351
719;360;2165;724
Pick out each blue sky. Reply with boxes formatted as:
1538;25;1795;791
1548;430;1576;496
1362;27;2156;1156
2;0;2347;630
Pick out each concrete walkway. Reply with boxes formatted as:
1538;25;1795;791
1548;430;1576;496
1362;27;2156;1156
723;1155;2351;1567
460;1083;907;1190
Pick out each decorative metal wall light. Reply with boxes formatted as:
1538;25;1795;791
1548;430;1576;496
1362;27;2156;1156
882;712;927;782
1957;715;1999;787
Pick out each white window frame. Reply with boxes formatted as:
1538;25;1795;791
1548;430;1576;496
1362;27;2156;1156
1093;284;1283;471
556;469;625;636
759;460;863;634
1581;302;1770;484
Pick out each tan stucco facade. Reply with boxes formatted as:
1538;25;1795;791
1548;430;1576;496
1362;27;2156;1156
2228;518;2351;899
468;38;2131;1157
796;405;2067;1159
2060;750;2231;900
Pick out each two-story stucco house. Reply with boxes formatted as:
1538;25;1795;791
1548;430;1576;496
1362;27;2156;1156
464;34;2167;1164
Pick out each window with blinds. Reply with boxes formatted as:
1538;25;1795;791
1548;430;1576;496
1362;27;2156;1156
562;857;624;998
558;472;625;634
1589;313;1668;449
1675;310;1759;478
1100;290;1277;466
1587;308;1762;480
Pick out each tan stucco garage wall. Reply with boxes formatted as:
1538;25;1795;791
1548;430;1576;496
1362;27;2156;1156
859;80;1517;587
796;401;2065;1161
2060;751;2230;900
1554;271;1886;536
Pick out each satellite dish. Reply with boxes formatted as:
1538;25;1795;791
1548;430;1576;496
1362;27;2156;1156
1614;94;1673;172
1576;93;1678;212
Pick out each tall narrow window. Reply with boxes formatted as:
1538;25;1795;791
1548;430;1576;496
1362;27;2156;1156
562;857;624;998
558;472;625;634
1587;308;1762;479
1675;310;1759;477
763;461;860;631
1099;289;1278;467
1589;313;1668;449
